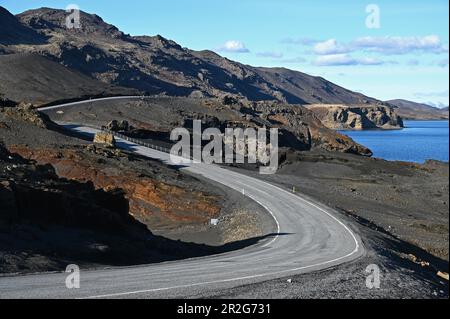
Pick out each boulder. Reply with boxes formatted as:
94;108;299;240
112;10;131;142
106;120;130;132
93;132;116;147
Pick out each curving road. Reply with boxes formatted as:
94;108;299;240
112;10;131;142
0;97;363;299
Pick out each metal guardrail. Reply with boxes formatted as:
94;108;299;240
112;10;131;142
100;127;173;154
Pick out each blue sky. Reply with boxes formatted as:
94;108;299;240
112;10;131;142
2;0;449;106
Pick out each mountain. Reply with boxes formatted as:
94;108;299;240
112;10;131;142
0;6;383;105
0;6;376;156
0;6;47;46
0;53;138;105
387;99;449;120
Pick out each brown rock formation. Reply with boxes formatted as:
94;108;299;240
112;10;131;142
7;145;220;229
0;142;227;273
240;101;373;156
305;104;404;130
1;102;51;128
0;143;134;233
93;132;116;147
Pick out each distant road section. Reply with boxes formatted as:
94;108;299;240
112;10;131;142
38;96;149;111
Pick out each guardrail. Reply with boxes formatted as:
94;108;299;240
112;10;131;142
100;127;173;154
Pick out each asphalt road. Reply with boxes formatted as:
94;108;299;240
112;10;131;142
0;98;364;299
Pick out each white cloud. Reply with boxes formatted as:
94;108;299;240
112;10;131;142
313;54;386;66
279;56;307;63
351;35;448;55
434;58;449;68
414;90;449;98
413;92;449;108
256;51;283;58
281;37;321;45
305;35;448;58
407;59;420;66
426;101;449;109
216;40;249;53
313;39;349;55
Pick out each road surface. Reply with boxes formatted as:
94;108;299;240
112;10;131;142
0;97;364;299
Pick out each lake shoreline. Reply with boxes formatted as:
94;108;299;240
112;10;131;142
340;120;449;164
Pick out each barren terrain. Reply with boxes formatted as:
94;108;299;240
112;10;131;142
0;106;273;273
0;4;448;299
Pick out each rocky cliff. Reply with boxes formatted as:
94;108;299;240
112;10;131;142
0;142;235;273
305;104;404;130
6;144;221;229
240;100;373;155
0;143;134;232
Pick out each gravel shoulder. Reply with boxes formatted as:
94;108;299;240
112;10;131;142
190;227;449;299
215;150;449;298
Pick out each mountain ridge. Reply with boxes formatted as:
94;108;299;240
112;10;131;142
387;99;449;120
0;6;384;105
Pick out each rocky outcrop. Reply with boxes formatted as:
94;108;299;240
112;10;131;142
106;120;131;132
0;142;225;274
0;102;51;128
173;99;373;156
93;132;116;147
238;101;373;156
305;104;404;130
7;145;221;229
0;142;135;232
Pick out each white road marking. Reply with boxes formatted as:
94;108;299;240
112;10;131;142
81;242;358;299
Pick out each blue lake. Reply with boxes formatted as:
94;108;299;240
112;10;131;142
340;121;449;163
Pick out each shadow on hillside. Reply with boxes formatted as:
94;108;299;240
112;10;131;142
0;218;290;274
49;123;95;142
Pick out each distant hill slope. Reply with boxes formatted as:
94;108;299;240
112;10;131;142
0;6;47;45
0;6;383;105
0;53;138;105
387;99;449;120
251;66;375;105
